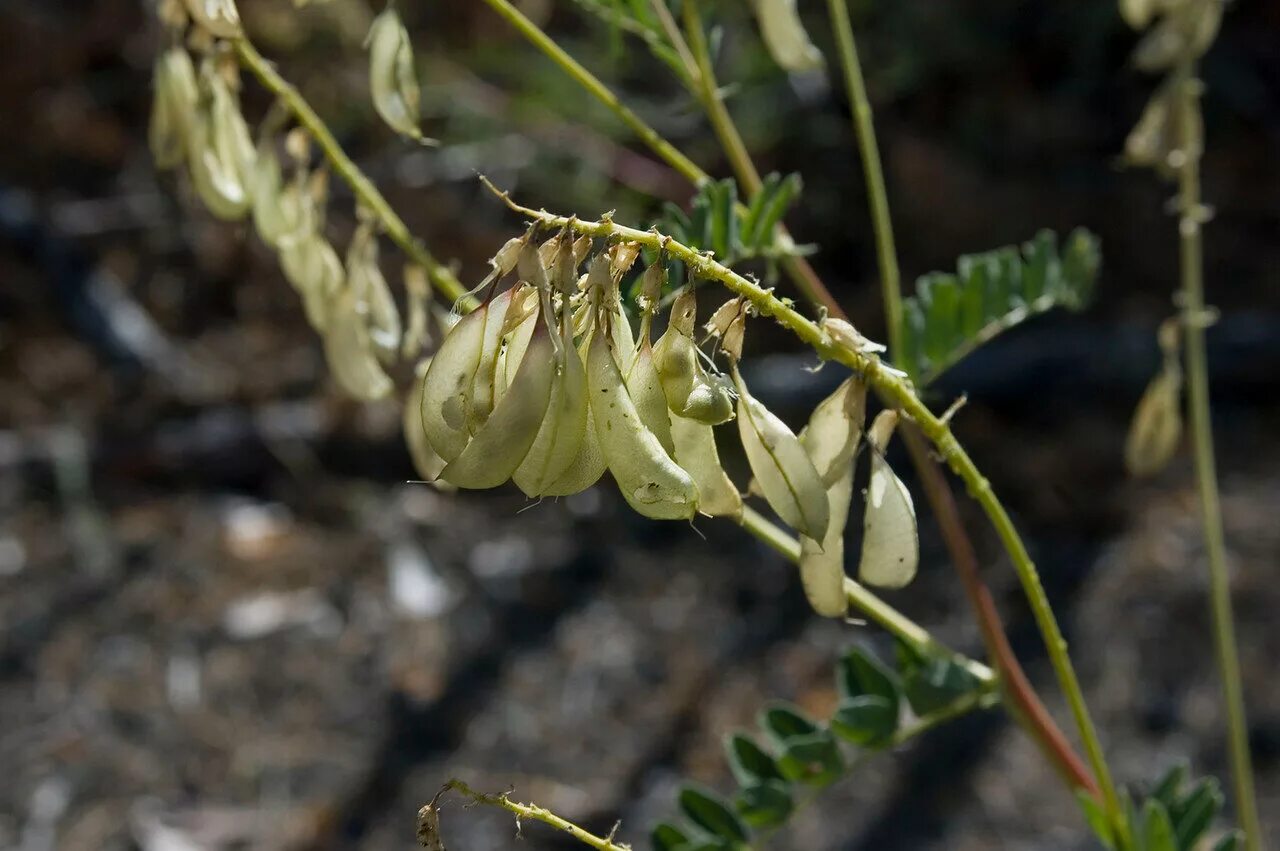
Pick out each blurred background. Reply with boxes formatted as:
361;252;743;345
1;0;1278;848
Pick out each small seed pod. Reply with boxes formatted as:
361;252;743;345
280;232;344;332
858;411;919;589
420;300;490;462
346;223;402;364
467;287;519;433
799;376;867;487
750;0;823;73
323;283;394;402
799;464;853;618
400;263;432;359
182;0;242;38
149;47;199;170
733;367;829;539
251;144;312;248
405;359;449;484
185;63;255;220
366;7;430;143
1124;82;1177;172
653;291;735;426
1125;364;1183;477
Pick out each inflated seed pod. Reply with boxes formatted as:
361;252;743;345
626;309;674;456
182;0;241;38
1125;362;1183;477
798;376;867;487
539;326;609;496
251;145;301;247
670;414;742;519
366;7;428;143
345;226;402;364
185;65;254;220
439;325;557;489
467;287;518;433
280;232;343;333
405;359;448;483
858;411;919;589
798;463;853;617
149;47;199;170
512;305;589;496
750;0;823;73
420;299;492;462
589;327;698;520
323;284;394;401
583;254;635;372
733;367;829;539
500;293;540;398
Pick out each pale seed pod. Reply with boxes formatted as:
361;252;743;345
1125;362;1183;477
439;325;557;489
420;300;490;461
185;64;255;220
859;411;919;589
670;414;742;519
583;253;635;372
405;359;448;483
366;7;428;143
500;293;540;397
280;232;343;332
512;307;589;496
626;317;675;456
467;287;518;432
750;0;823;73
150;47;199;170
538;329;609;497
251;145;312;248
401;263;432;359
733;367;829;539
588;329;698;520
345;225;402;364
798;463;853;617
680;376;736;426
653;291;736;426
1124;82;1177;172
798;376;867;487
821;317;887;355
608;241;642;282
323;284;394;401
182;0;242;38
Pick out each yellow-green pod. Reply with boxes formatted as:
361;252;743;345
670;414;742;519
420;300;490;461
1124;364;1183;477
798;376;867;487
323;285;394;401
799;462;853;617
859;411;919;589
750;0;823;73
149;47;199;170
280;232;343;333
513;311;589;496
405;359;448;483
366;7;428;143
182;0;241;38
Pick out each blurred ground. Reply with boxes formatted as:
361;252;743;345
1;1;1279;849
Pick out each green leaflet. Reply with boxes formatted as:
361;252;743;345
898;228;1101;385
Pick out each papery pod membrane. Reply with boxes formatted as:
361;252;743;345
280;233;343;332
799;376;867;487
366;7;427;142
538;324;608;496
799;462;853;617
1125;364;1183;476
588;330;697;519
150;47;199;170
513;310;589;496
439;326;557;489
346;228;402;364
653;291;735;426
859;411;919;589
670;414;742;519
751;0;823;73
467;287;517;433
182;0;241;38
733;368;829;539
608;241;642;282
500;305;540;398
626;322;674;456
420;301;490;462
405;359;449;483
323;286;394;401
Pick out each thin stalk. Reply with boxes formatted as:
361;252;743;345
822;0;1111;818
739;506;996;685
1173;59;1264;851
493;190;1122;838
477;0;705;187
443;780;629;850
680;1;844;318
233;39;468;304
823;0;902;353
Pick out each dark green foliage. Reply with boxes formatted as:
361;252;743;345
898;228;1102;385
895;640;983;716
1078;764;1234;851
650;643;993;849
657;174;806;267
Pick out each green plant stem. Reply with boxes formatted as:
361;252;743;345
739;506;995;685
823;0;902;354
477;0;705;187
492;187;1123;835
443;780;629;850
479;0;841;317
1173;59;1264;851
232;38;467;305
822;0;1111;819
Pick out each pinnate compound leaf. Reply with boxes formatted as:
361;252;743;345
898;228;1101;384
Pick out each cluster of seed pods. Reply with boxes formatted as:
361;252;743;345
414;230;921;613
149;0;434;407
